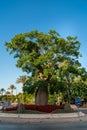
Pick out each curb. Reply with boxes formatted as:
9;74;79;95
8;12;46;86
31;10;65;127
0;112;85;119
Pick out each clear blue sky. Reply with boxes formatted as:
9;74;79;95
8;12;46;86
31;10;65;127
0;0;87;94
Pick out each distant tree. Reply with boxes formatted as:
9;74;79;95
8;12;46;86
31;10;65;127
0;88;5;95
5;91;11;96
8;84;16;95
16;75;27;103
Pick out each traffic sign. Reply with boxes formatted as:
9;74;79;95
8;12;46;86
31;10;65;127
75;97;81;106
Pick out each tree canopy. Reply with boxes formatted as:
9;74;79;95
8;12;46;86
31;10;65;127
5;30;81;78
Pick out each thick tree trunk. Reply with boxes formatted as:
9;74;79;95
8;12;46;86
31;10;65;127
35;87;48;105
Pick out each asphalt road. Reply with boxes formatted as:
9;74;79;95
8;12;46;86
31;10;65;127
0;121;87;130
79;108;87;114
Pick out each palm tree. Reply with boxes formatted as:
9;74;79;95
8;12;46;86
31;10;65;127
16;75;27;103
0;88;5;95
5;91;11;96
8;84;16;95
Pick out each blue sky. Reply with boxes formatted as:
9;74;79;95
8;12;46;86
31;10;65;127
0;0;87;94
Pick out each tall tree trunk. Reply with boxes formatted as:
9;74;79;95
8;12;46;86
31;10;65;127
66;75;71;104
22;85;24;103
35;87;48;105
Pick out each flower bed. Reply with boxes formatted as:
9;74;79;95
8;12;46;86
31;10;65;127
4;106;18;111
24;104;64;113
4;104;64;113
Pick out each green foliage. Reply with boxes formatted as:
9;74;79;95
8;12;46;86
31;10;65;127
24;79;48;94
24;93;35;104
5;29;87;103
5;30;81;76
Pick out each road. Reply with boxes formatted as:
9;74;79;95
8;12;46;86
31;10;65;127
79;108;87;114
0;120;87;130
0;114;87;130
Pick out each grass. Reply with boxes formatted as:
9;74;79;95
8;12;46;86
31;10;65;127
51;109;77;113
3;109;46;114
